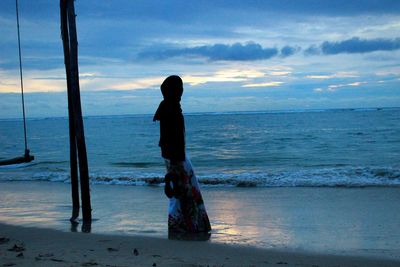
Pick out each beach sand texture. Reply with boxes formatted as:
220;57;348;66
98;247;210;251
1;222;400;267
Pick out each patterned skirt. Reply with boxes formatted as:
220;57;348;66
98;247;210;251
164;156;211;234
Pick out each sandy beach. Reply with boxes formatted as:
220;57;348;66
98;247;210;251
1;181;400;266
1;222;399;267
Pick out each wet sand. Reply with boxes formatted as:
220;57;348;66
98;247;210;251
0;181;400;265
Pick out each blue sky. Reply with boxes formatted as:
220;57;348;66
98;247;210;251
0;0;399;118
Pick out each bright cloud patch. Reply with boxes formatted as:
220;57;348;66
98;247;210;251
306;72;359;80
328;81;368;91
270;71;291;76
110;77;164;90
242;81;284;88
0;69;66;93
183;69;265;86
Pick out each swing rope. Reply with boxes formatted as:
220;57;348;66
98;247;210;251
16;0;29;154
0;0;33;166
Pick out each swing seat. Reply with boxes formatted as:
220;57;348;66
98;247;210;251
0;150;34;166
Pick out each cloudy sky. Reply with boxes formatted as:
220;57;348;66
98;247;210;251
1;0;400;118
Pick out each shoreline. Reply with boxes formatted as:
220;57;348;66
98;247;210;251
1;222;399;267
1;181;400;264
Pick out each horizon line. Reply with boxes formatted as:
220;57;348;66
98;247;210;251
0;106;399;121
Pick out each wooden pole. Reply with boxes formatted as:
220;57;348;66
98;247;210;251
66;0;92;223
60;0;92;223
60;0;80;223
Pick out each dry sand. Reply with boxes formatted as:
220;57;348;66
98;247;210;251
1;222;399;267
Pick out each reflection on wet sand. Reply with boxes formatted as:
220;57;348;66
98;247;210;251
208;189;293;247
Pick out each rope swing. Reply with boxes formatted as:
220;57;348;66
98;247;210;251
0;0;34;166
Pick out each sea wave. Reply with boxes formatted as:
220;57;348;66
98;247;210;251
1;166;399;188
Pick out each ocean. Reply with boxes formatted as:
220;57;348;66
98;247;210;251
1;108;399;187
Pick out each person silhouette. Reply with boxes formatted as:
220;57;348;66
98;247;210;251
153;75;211;236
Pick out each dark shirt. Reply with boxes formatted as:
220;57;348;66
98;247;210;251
154;100;185;163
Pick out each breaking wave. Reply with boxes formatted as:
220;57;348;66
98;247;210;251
1;166;399;188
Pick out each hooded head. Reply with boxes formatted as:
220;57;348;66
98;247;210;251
161;75;183;102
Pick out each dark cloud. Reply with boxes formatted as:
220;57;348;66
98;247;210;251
139;37;400;62
304;45;320;55
304;37;400;55
138;43;279;61
280;46;300;57
321;37;400;54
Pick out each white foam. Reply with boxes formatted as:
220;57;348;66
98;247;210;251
1;166;399;188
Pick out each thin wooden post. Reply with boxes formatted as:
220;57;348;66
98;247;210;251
60;0;80;223
60;0;92;223
67;0;92;223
